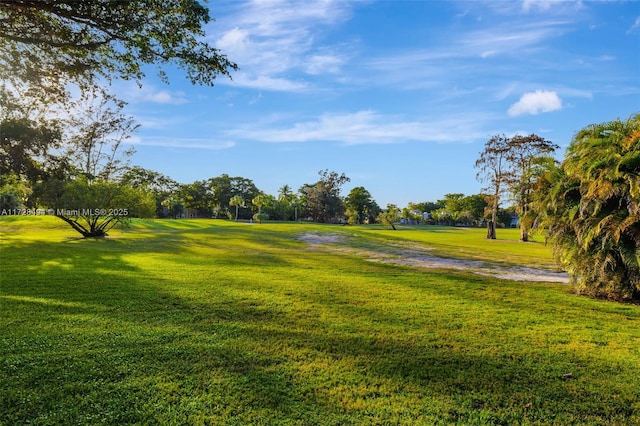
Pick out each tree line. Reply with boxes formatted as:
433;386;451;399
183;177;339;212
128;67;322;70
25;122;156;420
3;96;636;301
1;1;637;300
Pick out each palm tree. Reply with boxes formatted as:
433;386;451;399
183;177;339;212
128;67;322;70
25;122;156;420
252;193;272;223
229;195;244;221
278;184;299;222
535;114;639;300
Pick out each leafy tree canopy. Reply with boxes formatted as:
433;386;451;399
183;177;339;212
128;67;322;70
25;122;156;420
299;170;350;223
476;133;557;240
377;204;399;230
44;176;155;237
0;87;62;184
0;0;237;96
208;174;261;218
345;186;379;225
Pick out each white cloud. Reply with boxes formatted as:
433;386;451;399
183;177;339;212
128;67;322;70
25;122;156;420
226;110;489;145
508;90;562;116
210;0;354;91
119;84;188;105
522;0;579;13
138;90;188;105
229;73;308;92
130;136;236;150
215;27;251;53
305;54;345;75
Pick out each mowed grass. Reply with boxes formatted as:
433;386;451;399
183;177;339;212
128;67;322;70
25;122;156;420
1;217;639;425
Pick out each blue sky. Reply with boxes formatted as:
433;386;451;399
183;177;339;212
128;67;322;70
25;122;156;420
117;0;639;207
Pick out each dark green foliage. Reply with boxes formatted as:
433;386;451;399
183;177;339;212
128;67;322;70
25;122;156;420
299;169;350;223
121;166;180;218
178;180;212;217
46;176;155;237
536;113;640;300
0;0;237;96
345;186;380;224
0;189;20;210
209;174;262;220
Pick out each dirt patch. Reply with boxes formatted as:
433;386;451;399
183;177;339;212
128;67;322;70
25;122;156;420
298;233;345;245
298;232;569;284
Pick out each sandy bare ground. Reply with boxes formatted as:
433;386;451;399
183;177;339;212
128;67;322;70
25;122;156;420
298;233;569;284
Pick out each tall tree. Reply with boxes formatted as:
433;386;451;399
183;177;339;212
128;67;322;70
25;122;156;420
121;166;179;217
178;180;212;217
475;135;511;239
299;170;350;223
0;0;237;98
476;133;558;239
252;193;270;215
64;90;137;180
277;184;298;221
507;134;559;241
460;194;488;226
208;174;261;219
252;193;273;223
345;186;377;224
229;195;244;221
535;114;640;301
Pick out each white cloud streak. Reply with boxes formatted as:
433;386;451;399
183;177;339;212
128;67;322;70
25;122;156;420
627;16;640;34
211;0;353;92
361;19;570;92
116;83;189;105
130;136;236;150
522;0;566;12
227;110;490;145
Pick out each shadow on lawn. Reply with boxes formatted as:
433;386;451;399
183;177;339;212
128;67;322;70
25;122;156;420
1;237;638;424
0;238;344;423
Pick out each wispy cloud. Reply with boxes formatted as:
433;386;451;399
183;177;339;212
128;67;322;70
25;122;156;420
130;136;236;150
508;90;562;116
461;20;570;58
361;18;569;92
627;16;640;34
120;83;189;105
210;0;354;91
226;110;490;145
522;0;570;12
228;74;308;92
305;53;346;75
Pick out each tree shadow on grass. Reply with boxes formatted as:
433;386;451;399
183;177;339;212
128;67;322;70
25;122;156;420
1;236;638;425
0;238;352;424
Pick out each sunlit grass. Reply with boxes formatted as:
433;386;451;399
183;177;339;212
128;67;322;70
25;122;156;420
1;216;639;424
349;225;558;269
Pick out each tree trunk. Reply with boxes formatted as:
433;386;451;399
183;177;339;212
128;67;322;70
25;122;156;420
487;220;496;239
520;225;529;242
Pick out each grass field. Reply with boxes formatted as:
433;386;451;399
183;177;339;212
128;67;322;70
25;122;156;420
1;216;639;425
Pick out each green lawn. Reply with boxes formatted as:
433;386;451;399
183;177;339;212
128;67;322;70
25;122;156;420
1;217;639;425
